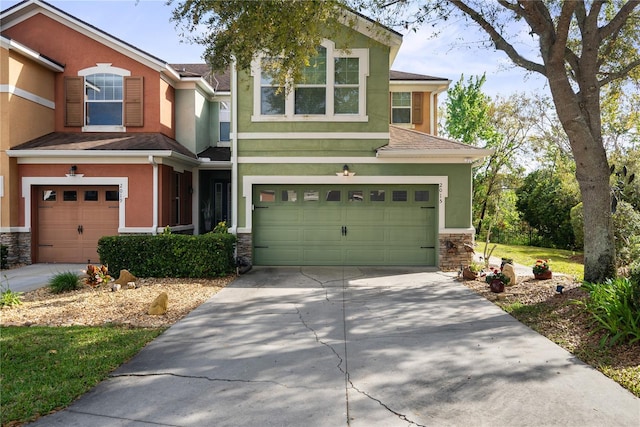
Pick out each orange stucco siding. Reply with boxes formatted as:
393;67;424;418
2;13;175;137
17;163;155;228
1;46;57;227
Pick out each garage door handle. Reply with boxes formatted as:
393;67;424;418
341;226;347;236
77;225;83;234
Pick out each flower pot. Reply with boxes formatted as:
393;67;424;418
463;267;478;280
490;279;505;293
534;270;553;280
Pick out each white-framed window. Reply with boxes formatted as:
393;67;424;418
65;64;144;132
391;92;411;124
219;100;231;141
251;40;369;122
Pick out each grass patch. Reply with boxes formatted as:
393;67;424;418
479;243;584;280
1;325;164;425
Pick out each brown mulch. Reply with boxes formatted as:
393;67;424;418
0;276;236;328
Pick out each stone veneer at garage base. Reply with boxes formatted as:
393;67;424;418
0;232;32;266
235;232;474;270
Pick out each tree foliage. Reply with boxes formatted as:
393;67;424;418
171;0;640;282
516;167;580;249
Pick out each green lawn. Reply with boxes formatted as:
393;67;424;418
1;325;164;425
479;243;585;281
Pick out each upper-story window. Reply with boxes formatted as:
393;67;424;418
85;73;123;126
252;40;368;122
391;92;411;123
219;101;231;142
65;63;143;132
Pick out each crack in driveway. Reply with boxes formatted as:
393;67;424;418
295;270;426;427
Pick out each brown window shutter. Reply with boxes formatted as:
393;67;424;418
65;76;84;127
124;76;143;127
412;92;423;124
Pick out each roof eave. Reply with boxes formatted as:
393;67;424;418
6;149;200;165
376;148;494;160
0;34;64;71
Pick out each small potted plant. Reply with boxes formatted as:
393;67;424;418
533;259;552;280
485;268;510;293
463;261;483;280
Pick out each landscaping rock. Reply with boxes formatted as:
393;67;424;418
148;292;168;315
115;269;137;286
502;263;517;286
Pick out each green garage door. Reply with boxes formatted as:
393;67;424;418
253;185;437;266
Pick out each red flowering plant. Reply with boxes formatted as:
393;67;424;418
532;259;551;275
83;264;112;287
484;268;510;285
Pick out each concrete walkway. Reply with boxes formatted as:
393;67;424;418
26;267;639;426
1;263;85;292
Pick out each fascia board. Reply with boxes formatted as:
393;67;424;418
7;149;200;166
376;148;494;159
0;35;64;71
389;81;451;93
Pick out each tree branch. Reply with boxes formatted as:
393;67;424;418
599;58;640;86
599;0;639;41
449;0;546;74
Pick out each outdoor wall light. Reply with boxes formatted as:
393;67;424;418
337;164;356;177
69;165;77;176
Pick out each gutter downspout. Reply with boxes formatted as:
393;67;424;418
231;58;239;235
148;155;159;235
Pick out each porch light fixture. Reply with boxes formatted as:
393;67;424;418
337;164;355;177
69;165;77;176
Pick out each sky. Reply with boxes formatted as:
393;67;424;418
1;0;550;99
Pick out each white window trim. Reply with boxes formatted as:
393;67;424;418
250;40;369;122
79;63;131;132
391;91;411;125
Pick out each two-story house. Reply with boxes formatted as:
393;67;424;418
1;0;489;270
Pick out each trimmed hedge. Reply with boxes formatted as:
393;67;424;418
97;233;236;278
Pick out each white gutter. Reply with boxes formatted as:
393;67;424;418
230;58;239;234
6;149;200;165
148;155;159;235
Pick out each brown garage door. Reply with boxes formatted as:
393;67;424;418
37;186;119;263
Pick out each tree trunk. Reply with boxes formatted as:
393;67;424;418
544;60;617;283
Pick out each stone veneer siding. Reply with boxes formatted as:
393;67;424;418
0;232;32;266
439;233;474;271
236;233;253;263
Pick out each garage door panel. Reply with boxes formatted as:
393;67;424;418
254;228;301;244
303;248;343;264
345;209;384;222
303;228;342;243
257;209;300;224
303;208;342;223
37;186;118;263
253;184;438;266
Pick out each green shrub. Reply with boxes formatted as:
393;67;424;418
580;278;640;346
49;271;82;294
1;276;23;307
98;233;236;278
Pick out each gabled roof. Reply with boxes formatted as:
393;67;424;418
8;132;197;160
170;64;231;93
390;70;448;82
377;126;492;160
0;0;181;81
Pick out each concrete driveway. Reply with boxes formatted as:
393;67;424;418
29;267;639;426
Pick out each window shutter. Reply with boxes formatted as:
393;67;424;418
124;76;143;127
412;92;423;124
65;76;84;127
